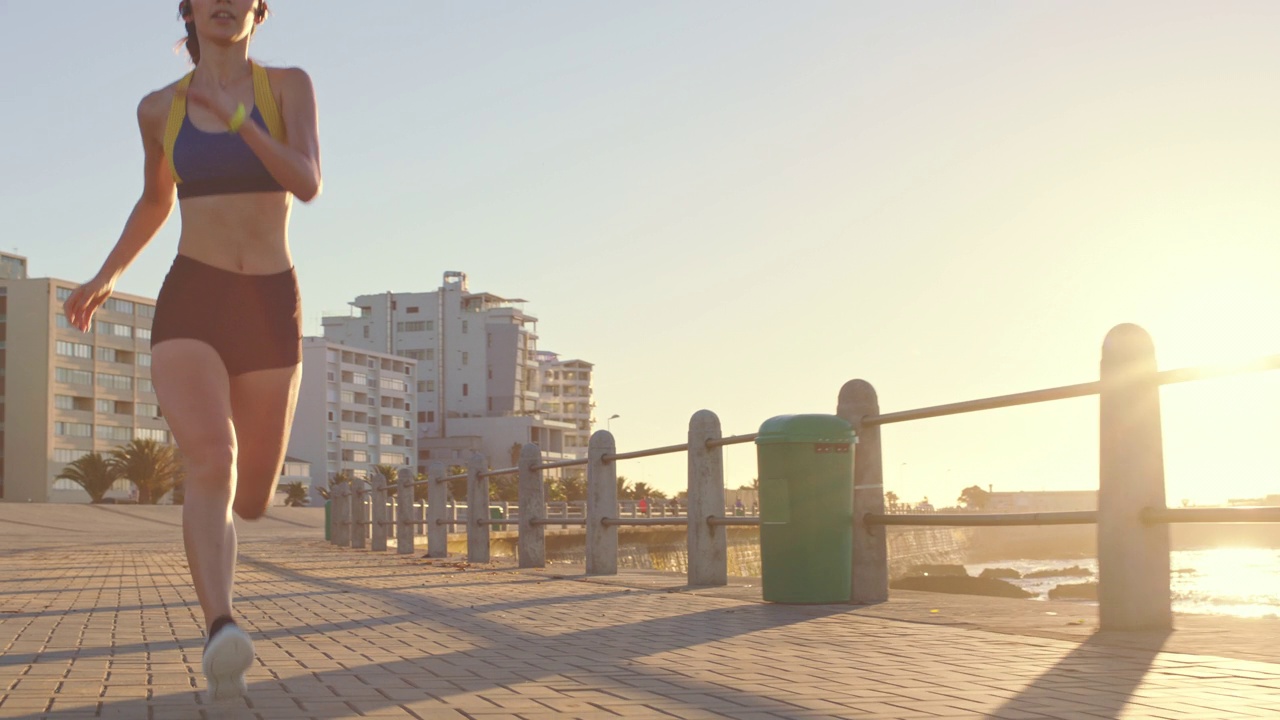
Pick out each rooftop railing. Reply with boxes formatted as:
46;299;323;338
328;323;1280;631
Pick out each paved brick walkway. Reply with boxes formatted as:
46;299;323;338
2;506;1280;719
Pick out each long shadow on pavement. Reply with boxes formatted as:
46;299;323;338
992;632;1169;719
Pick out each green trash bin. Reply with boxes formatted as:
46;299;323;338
490;506;506;532
756;414;854;603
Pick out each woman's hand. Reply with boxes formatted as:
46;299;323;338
63;275;115;334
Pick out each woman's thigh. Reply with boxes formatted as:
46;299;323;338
150;339;237;475
229;364;302;518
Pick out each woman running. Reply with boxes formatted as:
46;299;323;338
63;0;321;700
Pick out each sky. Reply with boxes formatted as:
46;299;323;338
2;1;1279;506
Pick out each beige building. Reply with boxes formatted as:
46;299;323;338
536;351;593;455
1;254;170;503
287;338;417;502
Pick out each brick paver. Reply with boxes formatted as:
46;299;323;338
2;507;1280;719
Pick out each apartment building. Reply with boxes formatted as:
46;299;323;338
536;351;593;455
288;338;417;501
321;271;590;473
1;254;170;503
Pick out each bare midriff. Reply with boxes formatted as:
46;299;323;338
177;191;293;274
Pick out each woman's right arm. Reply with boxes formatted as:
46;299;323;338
64;90;177;333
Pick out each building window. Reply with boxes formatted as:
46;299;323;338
462;320;468;334
96;399;114;414
425;380;435;392
136;403;161;418
56;341;92;359
380;377;407;392
417;412;426;423
138;353;151;367
462;352;469;366
407;306;419;314
136;327;151;341
96;373;133;391
95;321;133;338
340;390;355;404
96;425;132;442
462;383;469;397
138;378;154;393
135;428;169;442
56;287;74;301
55;367;93;385
340;429;368;443
362;326;370;339
104;298;134;314
53;448;83;463
426;411;435;423
396;321;427;332
54;422;92;438
425;349;435;360
136;304;155;318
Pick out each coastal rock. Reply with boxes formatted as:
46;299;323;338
891;575;1033;599
906;564;969;577
1024;565;1093;579
1047;582;1098;600
979;567;1021;580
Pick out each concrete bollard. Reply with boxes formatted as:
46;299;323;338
426;461;448;558
333;483;351;547
371;476;388;552
839;379;888;605
352;481;369;550
687;409;727;587
467;453;490;563
396;468;414;555
518;443;545;568
1099;323;1171;631
587;430;618;575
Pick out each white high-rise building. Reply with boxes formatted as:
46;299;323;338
1;254;172;503
288;338;417;502
321;272;592;473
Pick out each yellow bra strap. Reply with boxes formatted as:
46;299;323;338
252;61;287;142
163;72;194;184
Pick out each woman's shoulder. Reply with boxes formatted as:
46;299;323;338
137;76;188;122
260;64;315;94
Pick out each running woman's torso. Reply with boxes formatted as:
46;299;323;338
160;61;294;274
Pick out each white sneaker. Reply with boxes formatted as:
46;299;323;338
202;621;254;701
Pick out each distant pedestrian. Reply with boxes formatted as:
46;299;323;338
638;497;649;515
63;0;321;702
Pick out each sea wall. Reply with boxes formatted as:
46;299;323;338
467;525;969;579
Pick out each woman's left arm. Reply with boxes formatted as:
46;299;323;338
244;68;322;201
191;67;323;202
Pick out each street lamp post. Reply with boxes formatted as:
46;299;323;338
607;414;620;432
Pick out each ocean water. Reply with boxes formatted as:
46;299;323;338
966;547;1280;619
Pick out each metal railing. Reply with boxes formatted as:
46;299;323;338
327;323;1280;631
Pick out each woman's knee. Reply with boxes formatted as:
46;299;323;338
232;491;271;521
183;442;237;486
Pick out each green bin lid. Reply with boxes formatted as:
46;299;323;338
755;414;854;445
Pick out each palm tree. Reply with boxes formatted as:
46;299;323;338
317;470;351;500
110;439;184;505
281;481;309;507
372;463;399;496
616;475;634;500
55;452;122;503
885;490;899;511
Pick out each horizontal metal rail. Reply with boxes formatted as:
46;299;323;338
533;457;590;471
707;517;762;527
867;381;1101;426
705;433;758;448
1143;507;1280;524
601;517;690;527
865;353;1280;427
1156;353;1280;386
528;518;588;527
604;443;690;462
479;466;518;479
865;511;1098;527
475;518;515;526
